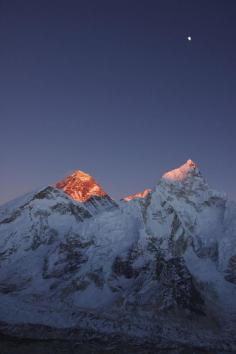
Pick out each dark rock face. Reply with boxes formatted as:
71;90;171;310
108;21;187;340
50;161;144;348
156;257;205;315
84;195;118;214
34;187;57;200
225;255;236;284
50;202;92;221
0;209;22;225
110;240;205;316
42;234;93;279
112;256;137;279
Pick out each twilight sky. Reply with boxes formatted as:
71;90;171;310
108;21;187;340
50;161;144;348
1;0;236;204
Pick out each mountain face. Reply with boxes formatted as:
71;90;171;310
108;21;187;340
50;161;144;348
55;170;107;202
0;161;236;350
56;170;117;214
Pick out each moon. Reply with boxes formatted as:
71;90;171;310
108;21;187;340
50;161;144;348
187;36;192;41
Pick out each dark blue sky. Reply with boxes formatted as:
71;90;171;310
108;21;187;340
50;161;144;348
1;0;236;204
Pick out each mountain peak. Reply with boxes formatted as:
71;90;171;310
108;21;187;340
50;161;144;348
162;159;200;183
55;170;107;202
123;188;151;201
186;159;198;168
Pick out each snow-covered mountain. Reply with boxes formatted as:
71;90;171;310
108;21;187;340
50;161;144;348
0;160;236;350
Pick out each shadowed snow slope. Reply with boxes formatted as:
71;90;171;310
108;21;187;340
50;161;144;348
0;160;236;349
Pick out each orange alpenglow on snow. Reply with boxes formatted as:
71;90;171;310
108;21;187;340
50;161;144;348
162;159;198;182
124;188;151;201
55;170;107;202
